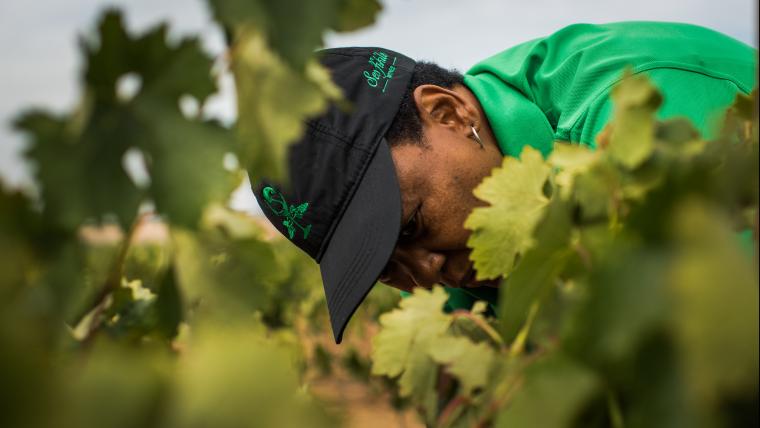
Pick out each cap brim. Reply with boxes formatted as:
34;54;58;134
319;140;401;344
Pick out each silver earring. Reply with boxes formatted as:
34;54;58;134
471;125;484;148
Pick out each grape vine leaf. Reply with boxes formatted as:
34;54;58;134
334;0;383;32
371;286;452;420
86;11;234;228
465;146;551;279
371;286;451;377
65;343;171;428
228;31;343;183
83;11;216;105
495;354;600;428
155;264;183;340
135;104;237;227
15;110;143;231
668;201;759;402
208;0;377;183
562;244;670;366
171;227;284;320
428;336;496;396
209;0;381;68
607;71;663;169
168;326;336;428
548;142;621;221
548;142;600;195
572;161;620;221
16;10;235;229
498;197;573;342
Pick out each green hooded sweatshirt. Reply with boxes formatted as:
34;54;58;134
403;21;757;313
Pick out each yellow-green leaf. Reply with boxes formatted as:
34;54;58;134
465;146;551;279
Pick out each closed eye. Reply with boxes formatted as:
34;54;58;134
399;207;422;242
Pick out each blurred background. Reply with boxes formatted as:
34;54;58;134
1;0;756;214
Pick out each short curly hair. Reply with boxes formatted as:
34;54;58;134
385;61;464;145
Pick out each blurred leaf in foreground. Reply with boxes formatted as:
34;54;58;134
495;354;600;428
16;10;234;230
668;200;759;405
606;71;662;169
208;0;378;183
169;326;336;428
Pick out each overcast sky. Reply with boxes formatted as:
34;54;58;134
1;0;756;213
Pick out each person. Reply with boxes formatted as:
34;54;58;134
252;21;757;344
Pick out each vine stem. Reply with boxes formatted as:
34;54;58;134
74;212;149;343
436;395;468;428
607;388;625;428
451;310;503;346
509;301;539;358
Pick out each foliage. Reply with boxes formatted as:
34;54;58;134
371;77;759;427
2;2;758;428
1;3;386;428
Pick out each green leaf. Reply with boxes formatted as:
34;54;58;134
653;118;704;158
209;0;381;68
16;109;142;230
136;104;237;228
230;32;342;183
573;161;620;222
465;146;551;279
495;354;600;428
371;286;452;421
334;0;382;32
65;344;171;428
428;336;496;396
171;227;284;320
498;197;573;342
16;10;232;230
371;286;451;377
549;142;601;195
208;0;378;183
562;244;670;366
607;72;663;169
155;264;183;340
668;200;759;403
169;325;336;428
210;0;333;69
83;10;216;105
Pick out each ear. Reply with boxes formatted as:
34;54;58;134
412;84;478;133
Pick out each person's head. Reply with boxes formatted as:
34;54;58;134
379;62;503;291
252;48;502;343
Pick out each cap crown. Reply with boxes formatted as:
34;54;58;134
254;47;415;260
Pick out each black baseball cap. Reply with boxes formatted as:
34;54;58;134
252;47;416;343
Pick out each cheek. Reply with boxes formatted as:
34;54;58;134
425;171;484;249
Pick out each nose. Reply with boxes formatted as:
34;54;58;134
378;245;446;290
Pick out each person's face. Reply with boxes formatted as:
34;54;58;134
378;84;503;292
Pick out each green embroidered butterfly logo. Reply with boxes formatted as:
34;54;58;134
262;186;312;240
